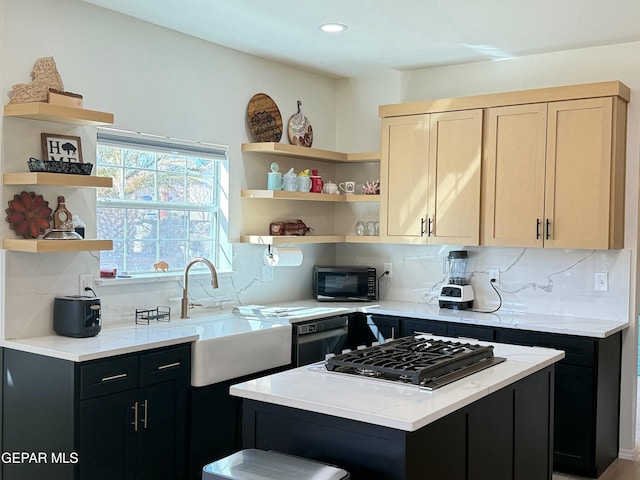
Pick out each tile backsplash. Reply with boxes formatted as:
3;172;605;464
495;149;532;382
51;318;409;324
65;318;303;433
336;244;630;322
1;242;629;339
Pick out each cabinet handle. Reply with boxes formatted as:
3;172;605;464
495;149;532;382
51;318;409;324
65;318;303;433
391;327;395;339
536;219;541;239
428;218;433;237
157;361;181;370
420;218;425;237
141;399;148;429
131;401;139;432
101;373;127;382
546;219;551;240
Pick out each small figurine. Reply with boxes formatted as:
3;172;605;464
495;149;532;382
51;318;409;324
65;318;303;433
362;179;380;195
153;261;169;272
52;196;74;231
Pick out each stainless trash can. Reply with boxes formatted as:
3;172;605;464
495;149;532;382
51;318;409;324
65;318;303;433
202;449;350;480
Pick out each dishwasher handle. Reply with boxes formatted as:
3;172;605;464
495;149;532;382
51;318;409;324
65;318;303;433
296;325;348;345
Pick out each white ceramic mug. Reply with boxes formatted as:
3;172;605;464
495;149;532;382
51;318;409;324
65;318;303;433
297;175;312;192
339;181;356;195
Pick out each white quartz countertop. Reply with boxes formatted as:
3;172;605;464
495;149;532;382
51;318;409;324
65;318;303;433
0;311;291;363
230;336;565;432
0;298;626;363
244;299;628;338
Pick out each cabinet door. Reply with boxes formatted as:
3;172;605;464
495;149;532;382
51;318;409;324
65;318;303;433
483;104;547;247
544;98;614;249
348;314;400;347
136;381;188;480
79;389;138;480
428;110;483;245
554;364;595;471
380;115;430;242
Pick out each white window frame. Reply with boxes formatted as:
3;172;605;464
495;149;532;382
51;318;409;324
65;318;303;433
95;128;231;276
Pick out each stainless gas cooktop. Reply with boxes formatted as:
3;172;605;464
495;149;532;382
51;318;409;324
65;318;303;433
324;336;505;390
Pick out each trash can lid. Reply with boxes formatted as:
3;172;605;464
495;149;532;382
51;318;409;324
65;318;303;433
202;449;350;480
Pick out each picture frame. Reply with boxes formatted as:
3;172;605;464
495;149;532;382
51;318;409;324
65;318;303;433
41;133;83;163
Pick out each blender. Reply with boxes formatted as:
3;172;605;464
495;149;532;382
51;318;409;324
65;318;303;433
439;250;474;309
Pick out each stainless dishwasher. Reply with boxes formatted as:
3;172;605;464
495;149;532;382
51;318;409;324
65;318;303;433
292;315;349;366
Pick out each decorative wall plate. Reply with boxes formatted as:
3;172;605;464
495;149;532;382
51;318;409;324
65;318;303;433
288;100;313;147
247;93;283;142
5;191;52;238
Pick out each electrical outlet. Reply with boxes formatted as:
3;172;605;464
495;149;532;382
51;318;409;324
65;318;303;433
384;262;393;278
262;265;274;282
489;269;500;285
79;274;92;295
595;272;608;292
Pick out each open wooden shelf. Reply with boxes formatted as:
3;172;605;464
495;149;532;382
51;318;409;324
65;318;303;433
345;235;381;243
240;235;345;245
241;190;379;203
241;143;379;163
4;102;114;125
3;239;113;253
3;172;113;188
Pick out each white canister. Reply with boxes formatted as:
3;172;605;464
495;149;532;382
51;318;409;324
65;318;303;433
283;169;298;191
323;181;338;194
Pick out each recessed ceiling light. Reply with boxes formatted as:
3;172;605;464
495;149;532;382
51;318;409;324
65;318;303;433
319;23;347;33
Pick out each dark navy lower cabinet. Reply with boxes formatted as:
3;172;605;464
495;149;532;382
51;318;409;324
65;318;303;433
495;329;621;477
1;344;191;480
241;366;555;480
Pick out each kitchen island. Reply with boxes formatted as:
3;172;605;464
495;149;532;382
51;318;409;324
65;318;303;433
231;337;564;480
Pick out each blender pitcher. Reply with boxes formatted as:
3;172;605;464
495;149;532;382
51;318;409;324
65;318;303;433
444;250;469;285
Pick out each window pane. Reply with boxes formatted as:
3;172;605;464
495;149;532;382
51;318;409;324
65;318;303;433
124;149;156;169
187;176;213;204
157;173;185;202
96;130;230;274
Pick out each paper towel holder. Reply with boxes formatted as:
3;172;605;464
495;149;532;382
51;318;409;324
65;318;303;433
263;246;303;267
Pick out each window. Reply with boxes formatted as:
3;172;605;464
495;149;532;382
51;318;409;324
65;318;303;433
96;129;231;275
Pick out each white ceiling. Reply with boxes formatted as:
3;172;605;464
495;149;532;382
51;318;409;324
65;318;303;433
82;0;640;78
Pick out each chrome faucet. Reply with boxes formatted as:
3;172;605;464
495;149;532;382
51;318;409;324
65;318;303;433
181;257;219;318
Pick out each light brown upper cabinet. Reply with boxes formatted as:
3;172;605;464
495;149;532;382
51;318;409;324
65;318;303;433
483;96;626;249
380;109;483;245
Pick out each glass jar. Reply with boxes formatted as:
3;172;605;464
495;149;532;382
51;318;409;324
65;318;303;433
355;221;365;236
366;221;376;236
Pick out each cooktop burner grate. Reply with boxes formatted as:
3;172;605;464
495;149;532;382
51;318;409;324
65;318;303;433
325;336;505;389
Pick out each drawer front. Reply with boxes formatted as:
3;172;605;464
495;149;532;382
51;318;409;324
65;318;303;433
495;329;595;367
80;356;139;400
447;324;495;342
139;344;191;387
400;318;448;337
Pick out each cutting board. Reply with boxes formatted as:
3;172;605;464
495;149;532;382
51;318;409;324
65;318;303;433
247;93;283;142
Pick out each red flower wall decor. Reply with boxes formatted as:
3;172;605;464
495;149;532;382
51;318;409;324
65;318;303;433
5;191;52;238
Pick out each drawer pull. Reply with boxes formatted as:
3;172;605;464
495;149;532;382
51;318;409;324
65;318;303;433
101;373;128;382
157;361;181;371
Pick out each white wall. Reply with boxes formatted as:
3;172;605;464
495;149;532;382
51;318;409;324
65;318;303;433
335;42;640;458
0;0;339;337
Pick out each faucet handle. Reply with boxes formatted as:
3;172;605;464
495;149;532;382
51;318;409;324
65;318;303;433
188;301;203;309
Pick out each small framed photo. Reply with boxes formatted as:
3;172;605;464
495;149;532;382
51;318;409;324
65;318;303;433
41;133;83;163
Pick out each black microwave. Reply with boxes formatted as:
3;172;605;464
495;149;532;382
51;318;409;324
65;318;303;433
313;265;376;302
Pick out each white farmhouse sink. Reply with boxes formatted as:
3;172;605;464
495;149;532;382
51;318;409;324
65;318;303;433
164;314;292;387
